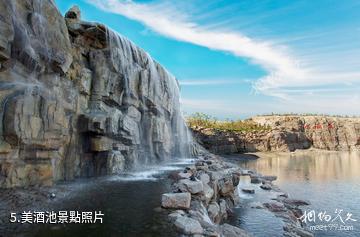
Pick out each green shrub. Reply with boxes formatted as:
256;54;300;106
259;112;359;118
186;113;270;132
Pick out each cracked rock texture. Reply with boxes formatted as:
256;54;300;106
192;116;360;154
0;1;190;188
162;153;249;237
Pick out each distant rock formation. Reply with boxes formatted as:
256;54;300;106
0;1;191;188
192;116;360;154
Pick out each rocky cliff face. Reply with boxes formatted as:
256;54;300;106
192;116;360;154
0;1;191;188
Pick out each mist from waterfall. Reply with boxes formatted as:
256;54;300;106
0;0;195;187
105;28;194;168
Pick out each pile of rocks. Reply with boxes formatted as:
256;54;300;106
161;153;251;237
161;151;314;237
244;171;314;237
263;196;313;237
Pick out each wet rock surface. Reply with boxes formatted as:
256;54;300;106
282;198;311;207
161;150;313;237
233;164;313;237
162;151;248;236
241;187;255;194
0;1;320;237
174;216;204;235
261;186;314;237
220;223;252;237
0;1;191;188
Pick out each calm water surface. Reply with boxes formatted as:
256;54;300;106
10;152;360;237
226;151;360;237
12;159;195;237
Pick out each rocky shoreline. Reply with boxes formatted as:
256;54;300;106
0;1;353;237
161;151;314;237
191;115;360;154
0;151;315;237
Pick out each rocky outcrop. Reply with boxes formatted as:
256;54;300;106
161;152;314;237
0;1;191;188
192;116;360;153
162;152;250;237
252;116;360;151
239;169;314;237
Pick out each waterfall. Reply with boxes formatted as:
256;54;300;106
0;1;196;188
104;27;194;166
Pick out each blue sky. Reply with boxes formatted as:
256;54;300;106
56;0;360;119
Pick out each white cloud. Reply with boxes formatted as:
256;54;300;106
88;0;360;116
179;79;249;86
88;0;304;93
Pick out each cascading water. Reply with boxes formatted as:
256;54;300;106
103;27;194;171
0;1;195;187
0;3;200;236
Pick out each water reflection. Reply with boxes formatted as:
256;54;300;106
238;151;360;183
226;151;360;237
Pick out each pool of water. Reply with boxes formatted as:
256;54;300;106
12;159;195;237
226;151;360;237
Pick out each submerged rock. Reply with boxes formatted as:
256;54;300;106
250;174;261;184
264;201;286;212
283;198;311;206
262;175;277;181
249;202;264;209
242;188;255;194
284;224;314;237
260;183;272;190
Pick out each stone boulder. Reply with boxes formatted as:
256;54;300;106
161;193;191;209
174;216;203;235
177;179;204;194
220;223;252;237
283;198;311;206
218;175;235;195
207;202;220;224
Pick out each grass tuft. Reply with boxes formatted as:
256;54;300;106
186;112;270;132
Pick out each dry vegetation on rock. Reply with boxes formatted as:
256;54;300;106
186;112;270;132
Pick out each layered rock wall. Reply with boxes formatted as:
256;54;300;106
0;1;190;188
192;116;360;153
